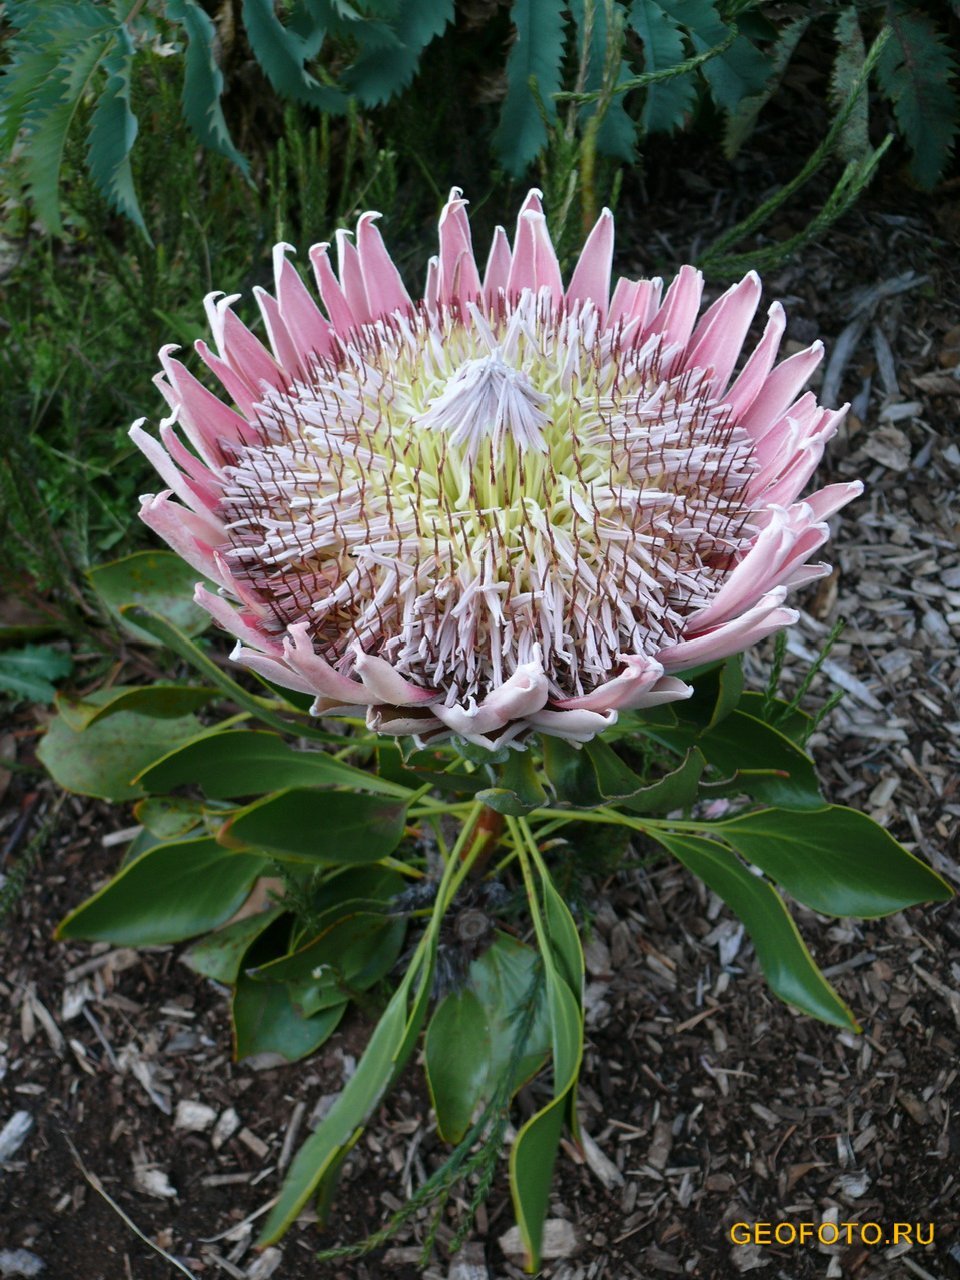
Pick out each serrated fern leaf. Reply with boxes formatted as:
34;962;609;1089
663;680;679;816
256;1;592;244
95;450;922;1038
724;15;808;158
570;0;635;161
629;0;697;134
241;0;347;112
21;30;117;234
0;1;117;153
830;7;869;163
343;0;452;106
494;0;567;177
165;0;250;178
86;32;147;237
877;4;958;189
659;0;770;113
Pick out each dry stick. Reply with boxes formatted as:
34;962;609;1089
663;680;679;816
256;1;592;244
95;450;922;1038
62;1133;200;1280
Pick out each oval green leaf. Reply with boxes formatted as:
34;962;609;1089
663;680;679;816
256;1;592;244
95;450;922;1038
88;550;211;641
652;829;856;1028
715;805;954;917
221;788;408;865
57;837;268;944
38;692;202;801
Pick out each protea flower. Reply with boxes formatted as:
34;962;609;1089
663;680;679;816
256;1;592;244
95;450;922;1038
132;189;859;750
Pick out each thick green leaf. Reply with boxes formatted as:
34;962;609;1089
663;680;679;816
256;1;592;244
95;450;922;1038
654;709;824;809
183;907;286;983
509;970;582;1271
251;910;406;1015
425;990;490;1143
477;751;548;816
87;551;211;642
426;934;550;1142
493;0;566;175
0;643;71;702
540;876;584;1000
58;684;216;730
652;830;856;1027
138;728;409;800
134;794;216;839
619;748;706;814
714;806;954;918
57;837;268;944
738;692;812;746
38;691;202;801
542;735;603;807
221;788;408;865
166;0;250;176
679;656;743;731
233;918;346;1060
629;0;697;134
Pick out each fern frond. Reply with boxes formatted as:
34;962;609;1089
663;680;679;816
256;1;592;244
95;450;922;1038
628;0;697;134
830;6;869;163
877;3;958;189
165;0;250;179
86;30;148;238
494;0;568;177
241;0;347;112
343;0;453;106
724;15;808;158
658;0;770;113
20;29;118;234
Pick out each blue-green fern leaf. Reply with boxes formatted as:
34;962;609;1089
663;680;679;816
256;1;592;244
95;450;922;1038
165;0;250;178
19;24;118;234
830;7;869;163
342;0;453;106
494;0;567;177
241;0;347;111
629;0;697;134
570;0;635;162
877;3;958;189
659;0;770;113
86;29;147;237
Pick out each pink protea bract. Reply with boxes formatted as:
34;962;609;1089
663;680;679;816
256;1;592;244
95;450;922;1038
132;189;860;750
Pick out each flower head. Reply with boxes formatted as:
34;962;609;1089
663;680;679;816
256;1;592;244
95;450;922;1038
133;189;859;750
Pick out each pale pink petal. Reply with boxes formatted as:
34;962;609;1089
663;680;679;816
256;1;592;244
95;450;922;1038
139;492;224;581
508;210;563;302
366;705;445;737
527;707;618;743
660;589;798;672
424;254;440;314
482;226;511;306
433;659;549;739
357;212;412;320
231;643;315;695
195;584;282;653
646;264;703;349
740;341;825;439
254;286;302;373
438;187;482;306
725;302;786;418
684;272;762;392
628;676;694;709
159;346;256;458
336;230;371;326
219;305;284;393
273;244;334;364
566;208;614;320
802;480;863;521
353;651;438;706
309;242;359;335
129;421;217;513
195;340;259;420
282;622;373;704
552;653;664;712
